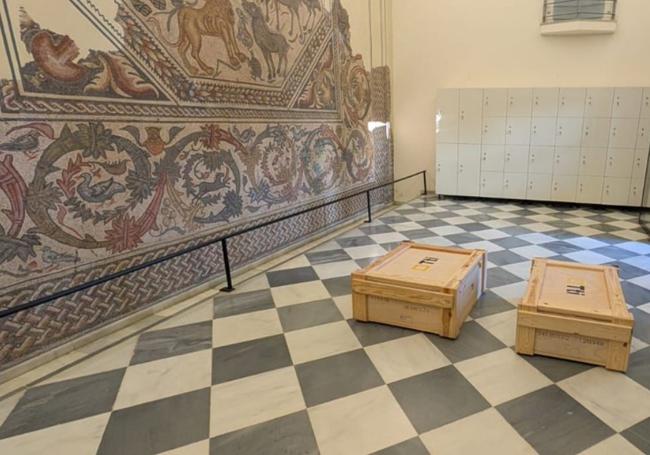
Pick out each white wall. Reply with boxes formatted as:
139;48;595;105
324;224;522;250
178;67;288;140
391;0;650;201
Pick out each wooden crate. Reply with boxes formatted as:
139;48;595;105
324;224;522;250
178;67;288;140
516;259;634;372
351;242;486;339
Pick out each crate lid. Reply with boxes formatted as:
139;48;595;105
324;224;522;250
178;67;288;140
524;259;631;323
360;242;484;291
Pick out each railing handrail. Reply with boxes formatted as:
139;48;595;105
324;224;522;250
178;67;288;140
0;170;427;319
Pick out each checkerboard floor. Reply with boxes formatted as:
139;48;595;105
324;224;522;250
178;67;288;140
2;196;650;454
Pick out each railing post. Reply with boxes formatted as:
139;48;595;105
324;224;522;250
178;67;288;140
366;190;372;223
422;170;428;196
221;238;235;293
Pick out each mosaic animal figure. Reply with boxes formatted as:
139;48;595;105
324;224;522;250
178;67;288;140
248;50;263;80
150;0;246;75
274;0;302;37
242;0;289;81
77;173;126;204
41;246;79;266
301;0;322;30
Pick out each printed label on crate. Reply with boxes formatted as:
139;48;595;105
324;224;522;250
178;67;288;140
411;256;439;272
566;278;586;296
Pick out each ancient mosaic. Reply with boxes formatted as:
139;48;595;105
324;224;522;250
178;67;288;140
0;0;392;367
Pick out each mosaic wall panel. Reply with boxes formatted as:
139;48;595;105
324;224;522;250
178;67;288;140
0;0;392;369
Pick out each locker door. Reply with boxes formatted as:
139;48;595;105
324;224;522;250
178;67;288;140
481;145;505;172
436;144;458;195
482;117;506;145
585;88;614;118
529;146;554;174
533;88;559;117
642;88;650;118
576;176;604;204
436;89;459;144
556;117;583;147
480;172;504;198
609;118;640;149
605;148;634;178
551;175;578;202
531;117;557;146
582;118;611;148
636;118;650;150
503;173;528;199
457;145;481;196
578;148;607;176
507;88;533;117
483;89;507;117
612;88;643;118
504;145;530;173
558;88;586;117
633;148;649;180
629;180;644;207
553;147;580;176
602;178;631;205
527;174;552;201
506;117;532;145
459;89;483;144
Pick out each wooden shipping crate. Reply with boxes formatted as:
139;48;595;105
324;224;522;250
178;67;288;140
516;259;634;372
351;242;486;339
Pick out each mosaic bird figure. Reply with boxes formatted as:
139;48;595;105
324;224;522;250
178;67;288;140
41;246;79;266
77;172;126;204
0;131;40;152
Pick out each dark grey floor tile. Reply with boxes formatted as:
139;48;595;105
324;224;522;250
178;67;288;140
395;208;421;215
543;230;577;240
417;219;449;228
430;211;458;219
389;366;490;433
359;224;395;235
627;347;650;389
487;268;523;288
336;236;376;248
457;222;489;232
372;437;428;455
547;220;579;229
356;257;378;268
621;416;650;453
425;321;505;362
278;299;343;332
212;334;292;385
348;320;418;346
631;309;650;343
402;229;437;240
380;242;404;252
487;250;528;266
214;289;274;318
210;410;318;455
131;321;212;365
0;369;125;439
470;291;515;318
500;226;532;236
296;349;383;407
379;216;411;224
97;388;210;455
621;281;650;306
591;223;624;233
445;233;482;244
591;233;627;244
468;214;494;222
322;276;351;297
267;266;319;287
497;385;614;455
542;241;583;255
614;262;649;280
305;249;352;265
521;353;594;382
492;237;532;249
591;246;638;260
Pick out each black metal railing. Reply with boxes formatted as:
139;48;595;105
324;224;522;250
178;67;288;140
0;171;427;319
542;0;616;23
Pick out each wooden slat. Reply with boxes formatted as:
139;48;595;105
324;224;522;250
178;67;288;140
352;279;454;308
517;310;632;343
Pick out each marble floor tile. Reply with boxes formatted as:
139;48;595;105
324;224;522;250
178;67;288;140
305;249;352;265
470;290;514;319
420;408;534;455
389;366;490;433
580;434;644;455
210;411;318;455
161;440;209;455
312;260;359;280
212;334;292;385
271;255;312;271
266;266;319;287
348;320;419;347
285;320;361;364
308;386;416;455
270;281;331;307
114;350;211;409
153;302;213;331
332;294;352;319
425;321;505;363
98;389;210;455
213;289;275;318
373;437;429;455
368;232;409;244
455;348;552;405
212;309;282;348
132;321;212;365
510;244;556;259
277;299;343;332
475;309;518;347
321;276;352;296
559;367;650;432
344;244;388;260
621;417;650;453
296;349;383;407
0;413;110;455
210;367;305;437
365;334;450;383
